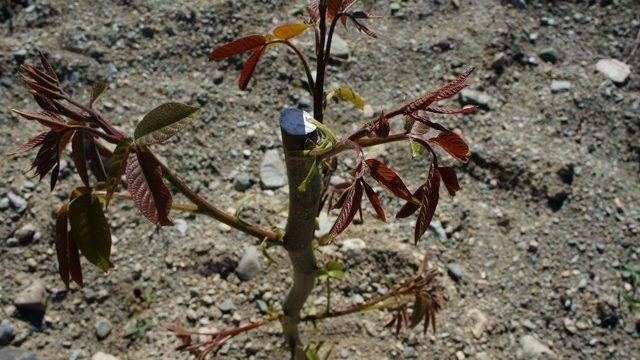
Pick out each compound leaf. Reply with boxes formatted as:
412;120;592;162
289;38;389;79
68;191;112;273
134;102;200;145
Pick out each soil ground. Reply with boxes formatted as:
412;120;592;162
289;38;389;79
0;0;639;359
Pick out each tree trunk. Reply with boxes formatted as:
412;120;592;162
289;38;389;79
279;108;321;358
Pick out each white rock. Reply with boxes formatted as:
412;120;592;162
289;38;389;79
550;80;571;93
260;150;287;189
596;59;631;85
92;352;120;360
520;335;556;359
341;238;366;252
236;246;262;281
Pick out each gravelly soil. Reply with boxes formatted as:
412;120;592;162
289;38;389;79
0;0;639;359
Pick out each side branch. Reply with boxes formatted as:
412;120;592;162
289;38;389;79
159;162;279;243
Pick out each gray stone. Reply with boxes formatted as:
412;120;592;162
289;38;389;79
218;298;235;313
459;89;496;111
0;197;9;210
234;173;253;192
0;347;38;360
14;280;47;312
596;59;631;85
0;320;15;346
403;345;417;358
521;335;556;359
539;48;562;64
15;223;36;245
95;318;112;340
91;353;120;360
259;150;287;189
212;70;224;85
7;192;27;213
550;80;571;93
447;262;465;281
236;246;262;281
430;219;448;243
330;34;350;60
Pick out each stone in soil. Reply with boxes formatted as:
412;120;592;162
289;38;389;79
259;149;287;189
14;280;47;327
14;223;36;245
596;59;631;85
218;298;235;313
550;80;571;93
233;173;253;192
459;89;496;111
235;246;262;281
538;47;562;63
0;320;15;346
330;34;350;60
91;352;120;360
95;318;112;340
520;335;556;359
447;262;465;281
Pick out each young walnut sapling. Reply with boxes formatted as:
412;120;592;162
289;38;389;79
9;1;478;358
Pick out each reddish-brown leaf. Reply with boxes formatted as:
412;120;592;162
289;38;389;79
329;182;363;238
20;76;64;99
239;46;266;90
86;137;107;181
327;0;342;20
125;149;173;226
396;186;425;219
12;109;66;129
373;111;390;138
32;93;58;112
20;65;59;91
331;185;350;210
365;159;417;204
430;131;470;163
55;203;70;288
349;10;381;19
425;105;478;115
67;233;83;287
71;132;90;187
30;130;62;188
209;35;267;61
350;18;378;38
403;66;475;114
415;166;440;244
7;132;47;155
38;50;60;85
438;167;460;196
361;180;386;222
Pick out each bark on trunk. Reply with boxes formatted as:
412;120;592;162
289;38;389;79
279;108;321;358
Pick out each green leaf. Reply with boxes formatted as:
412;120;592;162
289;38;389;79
134;102;200;145
410;138;421;158
410;295;427;328
105;138;132;207
68;191;112;272
334;87;365;111
326;261;345;279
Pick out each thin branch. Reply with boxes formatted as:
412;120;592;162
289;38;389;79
313;133;409;160
91;142;280;245
270;40;316;97
158;161;280;243
67;126;121;144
